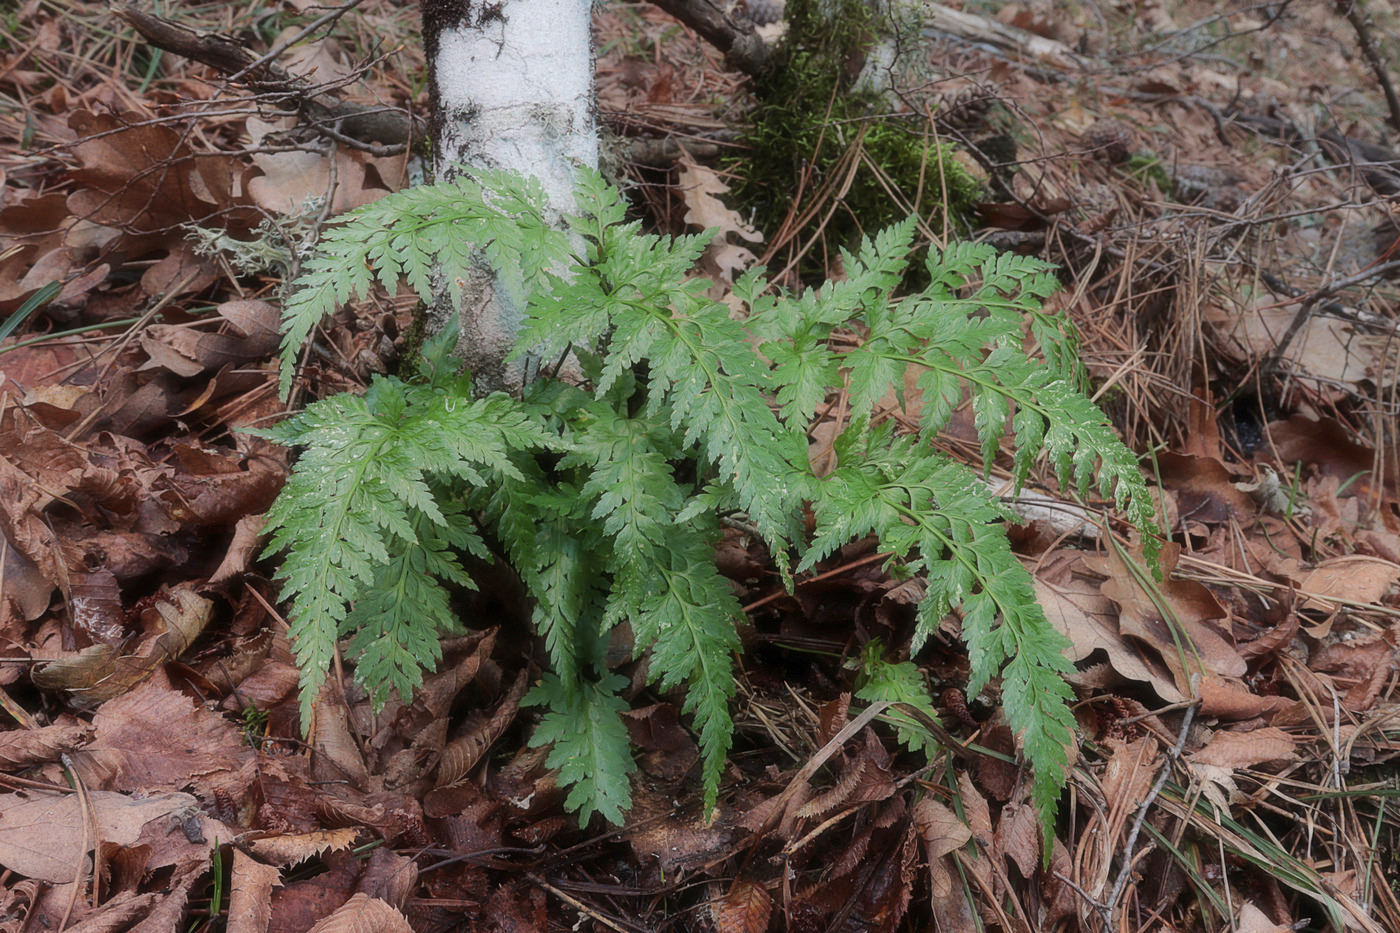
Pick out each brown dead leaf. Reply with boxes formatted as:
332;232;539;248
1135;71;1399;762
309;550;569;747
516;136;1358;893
1205;297;1396;401
1236;902;1291;933
1311;628;1398;713
355;849;417;912
228;850;281;933
304;893;412;933
1100;735;1161;824
33;586;212;705
994;800;1040;879
1300;556;1400;611
1188;727;1300;769
0;789;197;882
912;797;971;862
66;110;253;236
245;828;360;868
313;682;371;789
70;672;255;799
245;116;398;216
710;880;771;933
433;669;529;790
1036;554;1186;702
127;861;206;933
0;720;92;771
1157;452;1257;524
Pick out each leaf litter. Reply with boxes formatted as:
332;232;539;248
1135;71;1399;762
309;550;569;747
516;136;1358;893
1;0;1400;931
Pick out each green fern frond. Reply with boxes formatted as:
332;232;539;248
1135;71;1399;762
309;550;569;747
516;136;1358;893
526;673;635;825
344;505;483;708
262;375;555;721
635;525;742;815
854;645;941;756
270;168;1158;843
802;425;1076;836
278;169;572;396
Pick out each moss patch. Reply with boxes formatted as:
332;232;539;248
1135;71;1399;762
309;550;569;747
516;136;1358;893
730;0;982;276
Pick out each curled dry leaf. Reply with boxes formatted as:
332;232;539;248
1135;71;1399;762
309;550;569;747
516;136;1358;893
433;669;530;790
243;828;360;868
0;720;93;771
32;586;212;706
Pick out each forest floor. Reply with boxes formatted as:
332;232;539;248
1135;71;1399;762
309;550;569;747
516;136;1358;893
2;0;1400;931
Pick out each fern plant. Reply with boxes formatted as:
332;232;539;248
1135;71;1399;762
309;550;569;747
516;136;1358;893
265;166;1159;837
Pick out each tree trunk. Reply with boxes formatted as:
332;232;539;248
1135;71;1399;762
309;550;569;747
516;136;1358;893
420;0;598;393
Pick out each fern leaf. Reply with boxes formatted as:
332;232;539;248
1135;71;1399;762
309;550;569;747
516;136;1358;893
635;526;742;815
526;673;635;825
263;376;552;721
855;647;941;755
344;505;483;708
804;427;1077;830
278;170;571;396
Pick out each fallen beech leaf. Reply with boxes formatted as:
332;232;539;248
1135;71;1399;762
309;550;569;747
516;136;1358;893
433;669;529;790
355;849;418;911
710;880;772;933
305;893;412;933
0;721;93;771
228;849;281;933
1300;556;1400;611
1188;727;1299;769
312;682;371;790
994;800;1040;879
0;790;196;882
244;828;359;868
912;797;970;861
70;673;254;799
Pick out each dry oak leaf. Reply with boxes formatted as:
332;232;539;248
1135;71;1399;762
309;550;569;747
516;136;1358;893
0;790;201;882
304;893;411;933
1035;558;1185;702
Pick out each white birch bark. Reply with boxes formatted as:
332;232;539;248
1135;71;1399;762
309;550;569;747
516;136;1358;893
423;0;597;393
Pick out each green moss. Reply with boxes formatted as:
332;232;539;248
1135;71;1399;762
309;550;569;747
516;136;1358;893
729;0;982;277
1124;152;1171;192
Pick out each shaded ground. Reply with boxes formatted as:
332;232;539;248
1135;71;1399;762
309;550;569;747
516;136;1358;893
3;0;1400;931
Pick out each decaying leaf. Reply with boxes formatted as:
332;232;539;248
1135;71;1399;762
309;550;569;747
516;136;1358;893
0;790;203;882
0;720;93;771
710;880;771;933
227;849;282;933
244;828;359;868
33;587;213;705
